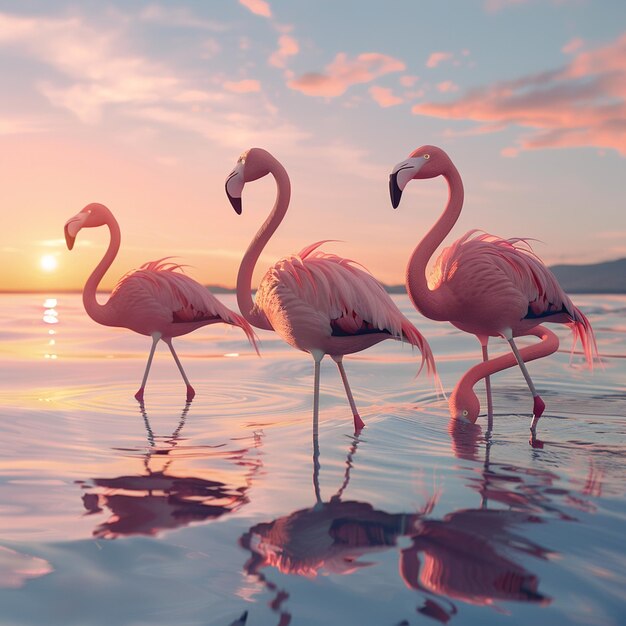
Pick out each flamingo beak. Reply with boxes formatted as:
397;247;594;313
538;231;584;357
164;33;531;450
389;172;403;209
390;158;426;208
225;168;244;215
226;189;242;215
64;213;86;250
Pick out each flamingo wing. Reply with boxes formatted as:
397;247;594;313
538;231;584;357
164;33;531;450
112;259;257;347
256;242;435;373
435;231;597;364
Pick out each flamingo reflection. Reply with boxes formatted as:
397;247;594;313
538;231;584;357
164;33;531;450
449;419;603;517
240;435;432;624
80;402;262;539
241;427;557;624
242;436;433;578
399;507;551;621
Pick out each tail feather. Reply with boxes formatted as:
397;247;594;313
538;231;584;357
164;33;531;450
401;318;437;378
226;310;260;356
567;306;598;369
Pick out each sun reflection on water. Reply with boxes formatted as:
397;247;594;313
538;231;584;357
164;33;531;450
42;297;59;360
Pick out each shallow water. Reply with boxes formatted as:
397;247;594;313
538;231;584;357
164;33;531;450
0;293;624;625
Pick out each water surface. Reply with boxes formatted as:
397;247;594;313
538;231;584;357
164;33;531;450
0;294;624;625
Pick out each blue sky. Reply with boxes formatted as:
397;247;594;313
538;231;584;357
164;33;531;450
1;0;625;290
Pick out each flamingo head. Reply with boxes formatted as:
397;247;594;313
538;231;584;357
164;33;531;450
64;203;111;250
389;145;450;208
225;148;274;214
448;383;480;424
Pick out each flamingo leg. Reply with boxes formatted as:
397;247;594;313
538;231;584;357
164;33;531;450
163;337;195;401
479;337;494;432
135;332;161;402
312;418;322;506
312;351;324;438
331;355;365;432
505;332;545;440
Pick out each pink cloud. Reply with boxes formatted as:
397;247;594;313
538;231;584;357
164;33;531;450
501;146;519;158
562;37;584;54
437;80;459;93
223;79;261;93
288;52;405;97
238;0;272;18
400;75;419;87
269;34;299;68
412;33;626;156
0;13;183;123
426;51;453;68
0;115;48;134
369;85;403;108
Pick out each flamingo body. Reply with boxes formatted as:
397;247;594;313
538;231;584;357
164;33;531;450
389;145;596;440
256;241;429;357
430;231;593;343
107;259;252;340
64;203;256;401
226;148;435;431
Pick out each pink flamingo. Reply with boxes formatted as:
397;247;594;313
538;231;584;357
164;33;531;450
64;202;257;402
389;145;596;442
225;148;435;432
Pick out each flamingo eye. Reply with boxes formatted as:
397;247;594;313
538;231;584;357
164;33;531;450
462;409;469;417
423;154;430;160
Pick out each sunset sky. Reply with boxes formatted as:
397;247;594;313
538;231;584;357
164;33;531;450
1;0;624;292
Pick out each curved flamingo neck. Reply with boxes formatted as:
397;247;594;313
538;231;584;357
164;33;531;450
452;326;559;411
83;217;120;326
237;157;291;331
406;165;464;321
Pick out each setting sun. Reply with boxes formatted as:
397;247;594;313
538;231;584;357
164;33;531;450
40;254;58;272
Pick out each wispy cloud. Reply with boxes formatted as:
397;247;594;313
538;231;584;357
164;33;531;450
223;79;261;93
562;37;584;54
400;75;419;87
132;105;310;151
139;5;227;31
0;12;182;123
0;116;49;135
412;33;626;156
426;51;453;68
288;52;405;97
238;0;272;18
436;80;459;93
269;34;299;68
369;85;403;108
594;230;626;240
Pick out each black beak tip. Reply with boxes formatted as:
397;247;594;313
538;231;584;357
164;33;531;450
230;196;242;215
389;174;402;209
225;183;243;215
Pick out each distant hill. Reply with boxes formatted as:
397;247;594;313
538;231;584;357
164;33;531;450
549;258;626;293
386;258;626;295
205;284;238;294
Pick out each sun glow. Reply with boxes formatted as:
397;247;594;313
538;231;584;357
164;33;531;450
40;255;58;272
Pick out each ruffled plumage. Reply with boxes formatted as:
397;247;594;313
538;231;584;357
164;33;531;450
256;242;435;374
112;258;258;350
431;231;597;366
